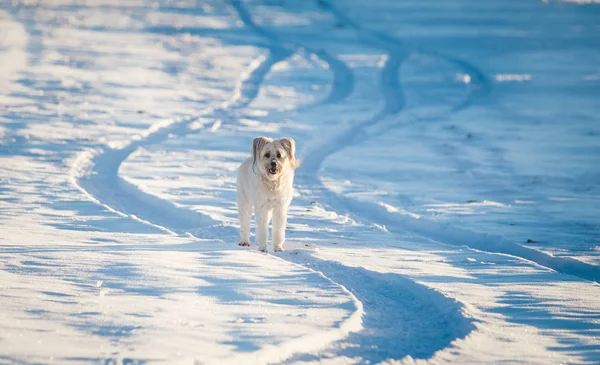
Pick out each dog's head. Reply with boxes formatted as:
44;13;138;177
252;136;299;180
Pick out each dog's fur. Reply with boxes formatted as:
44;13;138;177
237;137;298;252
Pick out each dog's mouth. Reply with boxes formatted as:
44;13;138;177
268;167;277;175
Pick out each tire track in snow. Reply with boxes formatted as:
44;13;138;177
71;3;476;363
230;0;354;105
302;0;600;283
74;69;366;365
225;3;474;363
230;54;289;108
299;51;407;175
316;0;490;106
280;251;474;364
230;2;479;362
74;48;290;238
299;46;408;175
205;252;364;365
70;4;368;364
73;0;350;238
296;0;411;175
313;49;355;105
320;188;600;283
302;0;488;175
229;2;477;362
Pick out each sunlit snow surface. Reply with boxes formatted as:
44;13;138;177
1;0;599;364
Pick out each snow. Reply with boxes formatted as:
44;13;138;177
1;0;599;364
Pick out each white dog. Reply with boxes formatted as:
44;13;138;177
237;136;298;252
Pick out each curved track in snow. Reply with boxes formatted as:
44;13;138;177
299;48;407;174
75;50;284;239
281;251;474;363
230;0;354;106
298;0;600;283
72;1;477;362
71;13;366;364
75;0;351;239
316;0;490;107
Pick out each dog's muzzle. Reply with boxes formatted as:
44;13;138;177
268;161;277;175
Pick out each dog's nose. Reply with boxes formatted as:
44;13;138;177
270;161;277;168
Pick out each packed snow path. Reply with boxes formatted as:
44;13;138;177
1;0;600;364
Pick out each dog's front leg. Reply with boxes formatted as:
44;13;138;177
272;203;288;252
237;192;251;247
255;208;271;252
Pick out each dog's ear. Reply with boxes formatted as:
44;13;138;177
279;137;299;169
252;137;271;172
252;136;271;158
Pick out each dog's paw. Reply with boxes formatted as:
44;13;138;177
274;247;284;252
238;241;250;247
259;246;268;252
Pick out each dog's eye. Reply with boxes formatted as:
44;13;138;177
276;152;281;159
264;153;270;158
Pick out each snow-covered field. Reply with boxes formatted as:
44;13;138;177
1;0;599;363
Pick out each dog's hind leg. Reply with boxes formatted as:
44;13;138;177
237;190;251;247
255;208;271;252
272;203;288;252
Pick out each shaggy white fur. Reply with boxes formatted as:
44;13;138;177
236;137;299;252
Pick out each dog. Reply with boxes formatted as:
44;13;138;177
237;136;299;252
